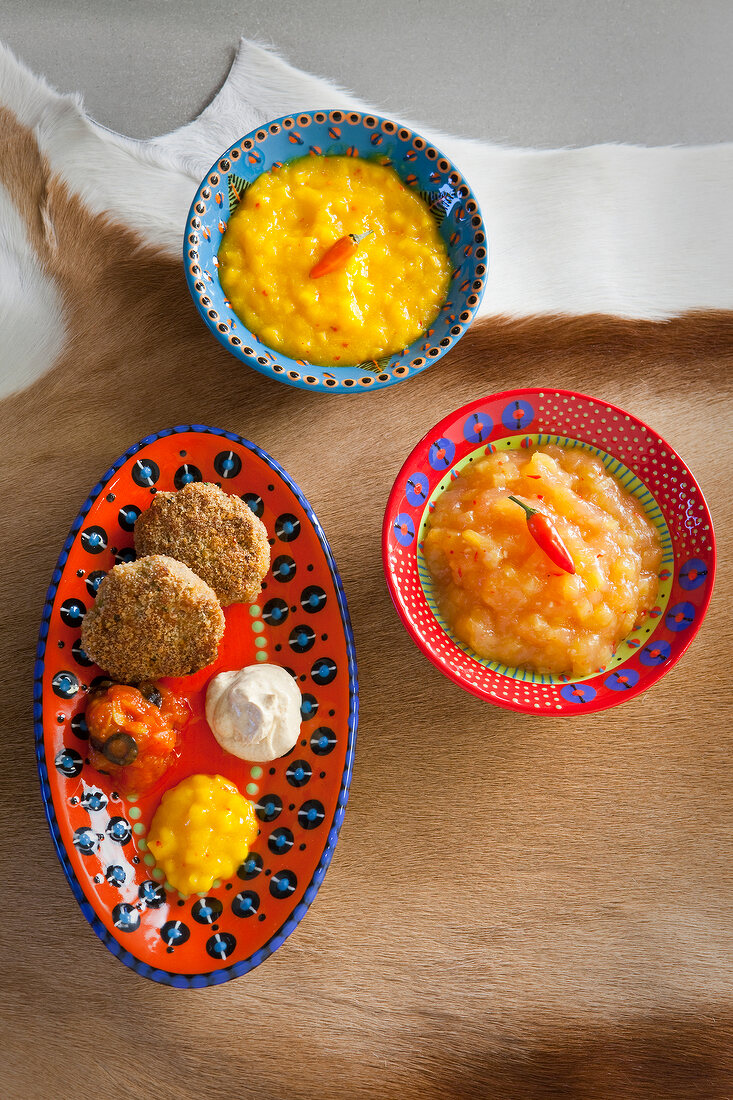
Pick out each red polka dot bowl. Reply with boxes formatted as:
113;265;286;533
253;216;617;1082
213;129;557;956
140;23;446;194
382;388;716;715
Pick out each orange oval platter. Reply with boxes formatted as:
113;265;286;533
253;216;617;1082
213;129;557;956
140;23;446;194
34;426;358;987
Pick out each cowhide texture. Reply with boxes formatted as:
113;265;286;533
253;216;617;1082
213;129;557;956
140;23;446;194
1;38;731;1100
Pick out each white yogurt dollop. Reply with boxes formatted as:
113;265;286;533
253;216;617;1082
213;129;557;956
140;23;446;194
205;664;302;762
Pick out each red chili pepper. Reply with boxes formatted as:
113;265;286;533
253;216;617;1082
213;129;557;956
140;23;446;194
309;229;372;278
508;495;575;574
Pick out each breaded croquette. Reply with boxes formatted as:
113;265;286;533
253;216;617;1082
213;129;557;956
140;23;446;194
134;482;270;606
81;554;225;682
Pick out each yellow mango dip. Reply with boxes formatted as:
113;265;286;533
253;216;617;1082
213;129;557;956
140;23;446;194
218;155;452;367
423;445;663;678
148;773;258;895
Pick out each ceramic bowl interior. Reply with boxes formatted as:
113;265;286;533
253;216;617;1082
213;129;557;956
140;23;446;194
35;426;358;986
185;110;487;394
383;388;716;714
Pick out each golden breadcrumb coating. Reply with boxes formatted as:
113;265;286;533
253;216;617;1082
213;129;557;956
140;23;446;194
134;482;270;606
81;554;225;682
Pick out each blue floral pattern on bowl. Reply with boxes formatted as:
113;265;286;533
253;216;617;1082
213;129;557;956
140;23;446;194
184;110;488;393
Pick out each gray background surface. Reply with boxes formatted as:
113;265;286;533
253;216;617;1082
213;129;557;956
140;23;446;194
3;0;732;147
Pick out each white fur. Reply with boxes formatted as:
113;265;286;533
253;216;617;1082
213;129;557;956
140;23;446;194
0;40;196;254
1;37;732;399
0;181;66;397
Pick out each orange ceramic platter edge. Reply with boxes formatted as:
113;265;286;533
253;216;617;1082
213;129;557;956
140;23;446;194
35;426;358;987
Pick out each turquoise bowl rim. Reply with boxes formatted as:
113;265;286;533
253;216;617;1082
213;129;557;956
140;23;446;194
184;109;488;394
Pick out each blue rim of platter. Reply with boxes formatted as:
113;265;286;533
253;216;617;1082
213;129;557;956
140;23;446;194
33;424;359;987
184;109;488;394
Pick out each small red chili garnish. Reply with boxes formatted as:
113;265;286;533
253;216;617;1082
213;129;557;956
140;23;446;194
508;495;575;574
309;229;373;278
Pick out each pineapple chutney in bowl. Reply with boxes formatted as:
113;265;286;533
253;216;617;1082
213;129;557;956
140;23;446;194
423;444;662;679
383;389;716;714
184;110;487;392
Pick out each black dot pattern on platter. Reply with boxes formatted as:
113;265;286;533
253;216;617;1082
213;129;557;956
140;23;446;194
310;727;336;755
268;827;294;855
214;450;242;479
241;492;264;518
60;597;86;628
311;657;337;685
138;881;166;908
118;504;141;532
300;585;327;613
112;903;140;933
85;570;106;598
273;555;297;582
52;671;79;699
73;827;99;855
286;759;312;787
105;865;126;887
262;597;289;627
80;787;108;812
192;897;224;924
269;869;297;899
232;890;260;917
160;920;190;947
131;457;160;487
55;747;83;777
206;932;236;960
300;693;319;721
289;624;316;653
255;794;282;823
237;852;263;880
105;817;132;845
81;525;107;554
114;546;136;565
174;463;202;490
71;713;89;739
72;639;94;667
275;513;301;542
298;799;326;830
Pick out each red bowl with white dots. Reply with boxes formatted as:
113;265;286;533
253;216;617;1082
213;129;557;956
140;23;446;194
382;388;716;714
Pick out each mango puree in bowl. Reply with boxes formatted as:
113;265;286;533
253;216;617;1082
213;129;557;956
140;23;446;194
218;155;452;368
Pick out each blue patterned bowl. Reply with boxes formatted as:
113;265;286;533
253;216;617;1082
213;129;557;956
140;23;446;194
184;110;487;393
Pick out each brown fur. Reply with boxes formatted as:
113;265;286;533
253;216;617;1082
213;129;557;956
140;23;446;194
1;110;732;1100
